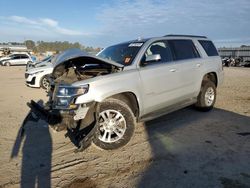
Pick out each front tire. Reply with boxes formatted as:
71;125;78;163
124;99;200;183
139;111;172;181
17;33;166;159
5;62;11;66
93;98;135;150
40;75;50;90
195;80;216;111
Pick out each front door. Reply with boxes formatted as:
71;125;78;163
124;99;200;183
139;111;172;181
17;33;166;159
139;41;182;115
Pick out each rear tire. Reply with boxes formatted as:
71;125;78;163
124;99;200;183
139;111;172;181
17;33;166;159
93;98;135;150
195;80;216;111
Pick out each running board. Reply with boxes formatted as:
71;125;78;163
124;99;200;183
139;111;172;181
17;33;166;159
139;98;197;122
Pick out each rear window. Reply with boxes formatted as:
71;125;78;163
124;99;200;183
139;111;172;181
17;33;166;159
198;40;218;56
168;40;200;60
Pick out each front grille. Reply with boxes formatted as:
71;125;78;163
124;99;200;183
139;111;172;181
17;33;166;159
25;73;29;78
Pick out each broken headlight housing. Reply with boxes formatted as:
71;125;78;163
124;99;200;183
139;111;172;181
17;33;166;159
55;85;89;109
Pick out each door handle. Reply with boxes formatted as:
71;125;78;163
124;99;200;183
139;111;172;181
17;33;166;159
170;69;177;72
196;63;201;67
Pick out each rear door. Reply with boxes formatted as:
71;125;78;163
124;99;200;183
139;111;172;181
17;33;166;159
11;55;21;65
20;54;29;65
167;39;202;98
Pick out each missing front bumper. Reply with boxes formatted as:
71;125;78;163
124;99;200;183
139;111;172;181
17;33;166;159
27;100;98;151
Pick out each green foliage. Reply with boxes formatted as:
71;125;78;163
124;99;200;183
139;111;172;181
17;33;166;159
25;40;36;51
23;40;100;53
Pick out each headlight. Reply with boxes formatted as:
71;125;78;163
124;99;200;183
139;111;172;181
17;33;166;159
55;85;89;108
57;85;89;97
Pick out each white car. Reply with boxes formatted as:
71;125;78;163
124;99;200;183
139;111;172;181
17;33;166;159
1;53;33;66
25;63;53;90
26;55;53;71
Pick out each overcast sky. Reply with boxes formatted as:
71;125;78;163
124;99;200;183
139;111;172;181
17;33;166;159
0;0;249;47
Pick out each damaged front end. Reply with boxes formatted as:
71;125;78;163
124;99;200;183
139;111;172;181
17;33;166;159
27;49;123;151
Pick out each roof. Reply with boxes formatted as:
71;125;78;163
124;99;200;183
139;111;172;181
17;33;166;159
164;34;207;39
112;34;209;47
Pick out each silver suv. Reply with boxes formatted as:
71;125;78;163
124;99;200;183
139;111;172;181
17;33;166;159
29;35;223;151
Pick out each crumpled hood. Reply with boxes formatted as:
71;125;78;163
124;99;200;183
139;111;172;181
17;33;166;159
52;48;123;77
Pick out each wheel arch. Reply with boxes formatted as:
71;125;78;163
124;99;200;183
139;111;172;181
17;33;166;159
39;74;50;88
202;72;218;87
106;92;140;120
4;61;11;66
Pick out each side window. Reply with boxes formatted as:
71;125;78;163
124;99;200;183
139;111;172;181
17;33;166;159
168;40;200;61
20;55;28;59
13;55;20;60
141;41;173;65
198;40;218;56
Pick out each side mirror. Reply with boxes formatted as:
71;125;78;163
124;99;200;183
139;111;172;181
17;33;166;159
145;54;161;63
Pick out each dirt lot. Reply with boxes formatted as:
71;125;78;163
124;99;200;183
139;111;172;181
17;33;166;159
0;67;249;188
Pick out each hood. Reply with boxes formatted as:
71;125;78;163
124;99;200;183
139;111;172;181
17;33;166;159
34;61;51;68
52;48;123;77
26;64;53;74
34;56;53;67
0;56;11;62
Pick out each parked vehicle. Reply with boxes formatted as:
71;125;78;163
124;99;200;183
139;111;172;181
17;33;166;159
1;53;33;66
241;60;250;67
0;56;11;63
28;35;224;151
26;55;53;71
25;63;53;90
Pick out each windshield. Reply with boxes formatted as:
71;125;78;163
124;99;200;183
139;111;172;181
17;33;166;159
36;56;52;65
97;42;144;66
40;56;52;63
42;56;52;62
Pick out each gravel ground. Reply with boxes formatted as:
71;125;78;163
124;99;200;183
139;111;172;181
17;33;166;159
0;67;249;188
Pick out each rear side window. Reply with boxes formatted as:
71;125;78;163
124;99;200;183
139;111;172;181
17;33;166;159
198;40;218;56
168;39;200;60
20;55;28;59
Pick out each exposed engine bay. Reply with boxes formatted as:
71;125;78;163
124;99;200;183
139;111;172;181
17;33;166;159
26;49;124;151
52;57;121;84
47;55;122;130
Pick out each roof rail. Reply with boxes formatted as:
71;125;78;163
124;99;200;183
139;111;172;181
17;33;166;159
164;34;207;39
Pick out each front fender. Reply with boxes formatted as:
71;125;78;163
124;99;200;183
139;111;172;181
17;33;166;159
74;70;144;117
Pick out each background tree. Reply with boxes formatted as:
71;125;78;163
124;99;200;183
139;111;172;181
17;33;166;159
24;40;36;52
